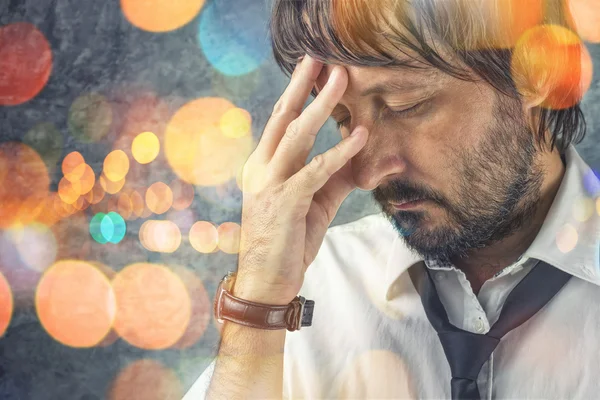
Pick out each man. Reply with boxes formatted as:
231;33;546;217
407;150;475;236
185;0;599;398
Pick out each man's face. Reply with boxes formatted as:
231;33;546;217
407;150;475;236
317;63;544;261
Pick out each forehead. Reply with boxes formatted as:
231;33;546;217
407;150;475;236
315;63;443;97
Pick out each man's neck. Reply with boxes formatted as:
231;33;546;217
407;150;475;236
451;149;566;295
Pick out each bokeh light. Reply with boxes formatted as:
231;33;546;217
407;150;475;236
0;230;44;309
103;212;126;244
0;142;50;228
217;222;241;254
112;263;191;349
68;93;113;142
62;151;86;182
165;97;254;186
34;192;63;227
107;359;183;400
100;173;126;194
583;169;600;196
0;271;13;337
573;196;595;222
132;131;160;164
58;177;81;204
0;22;52;106
129;190;145;218
117;192;133;220
23;122;63;175
219;107;252;139
104;150;130;182
35;260;116;348
120;0;206;33
4;223;57;272
189;221;218;253
78;164;96;195
512;24;593;110
110;89;170;161
171;266;210;349
566;0;600;43
198;0;270;76
170;179;195;210
139;220;181;253
84;179;106;205
90;212;127;244
146;182;173;214
556;223;578;253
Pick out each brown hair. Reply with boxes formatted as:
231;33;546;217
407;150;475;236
269;0;587;152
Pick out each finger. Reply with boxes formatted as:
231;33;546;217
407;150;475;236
289;125;368;197
269;65;348;179
312;158;357;221
252;55;324;162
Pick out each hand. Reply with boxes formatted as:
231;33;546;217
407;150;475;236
233;55;368;305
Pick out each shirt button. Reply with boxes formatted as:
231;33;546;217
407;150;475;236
473;318;485;333
435;272;446;281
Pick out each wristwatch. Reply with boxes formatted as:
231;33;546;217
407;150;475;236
214;271;315;332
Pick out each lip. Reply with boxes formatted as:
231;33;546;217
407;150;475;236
390;199;427;210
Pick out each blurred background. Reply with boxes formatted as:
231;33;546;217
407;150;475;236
0;0;598;399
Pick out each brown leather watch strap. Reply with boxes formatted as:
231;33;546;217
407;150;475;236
214;272;315;332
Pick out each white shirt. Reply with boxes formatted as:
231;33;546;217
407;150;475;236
184;145;600;399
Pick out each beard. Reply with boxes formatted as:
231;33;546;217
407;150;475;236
372;95;544;262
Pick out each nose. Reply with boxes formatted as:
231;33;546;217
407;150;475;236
349;122;408;191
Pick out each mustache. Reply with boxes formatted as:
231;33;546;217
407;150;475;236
372;179;448;208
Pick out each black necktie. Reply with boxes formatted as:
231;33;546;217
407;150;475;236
409;260;571;400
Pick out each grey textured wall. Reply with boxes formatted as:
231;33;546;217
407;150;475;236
0;1;598;399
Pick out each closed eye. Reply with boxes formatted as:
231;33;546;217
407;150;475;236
335;100;427;130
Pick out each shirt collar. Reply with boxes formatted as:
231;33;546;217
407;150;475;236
384;145;600;300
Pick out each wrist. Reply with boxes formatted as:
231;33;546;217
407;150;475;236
232;273;299;306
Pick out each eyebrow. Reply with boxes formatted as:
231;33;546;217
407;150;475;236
359;78;427;96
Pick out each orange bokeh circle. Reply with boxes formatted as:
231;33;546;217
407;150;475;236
0;142;50;228
170;178;195;210
139;220;181;253
120;0;206;33
512;24;593;110
217;222;241;254
108;359;183;400
0;272;14;337
0;23;52;106
189;221;219;253
112;263;191;349
165;98;254;186
35;260;116;348
62;151;86;182
146;182;173;215
104;150;130;182
171;266;211;349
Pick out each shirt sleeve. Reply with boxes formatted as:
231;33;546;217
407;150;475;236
181;359;216;400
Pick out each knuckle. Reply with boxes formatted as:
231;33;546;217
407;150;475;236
272;99;285;116
310;153;328;174
272;100;300;120
311;153;335;177
311;153;325;169
285;119;301;139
